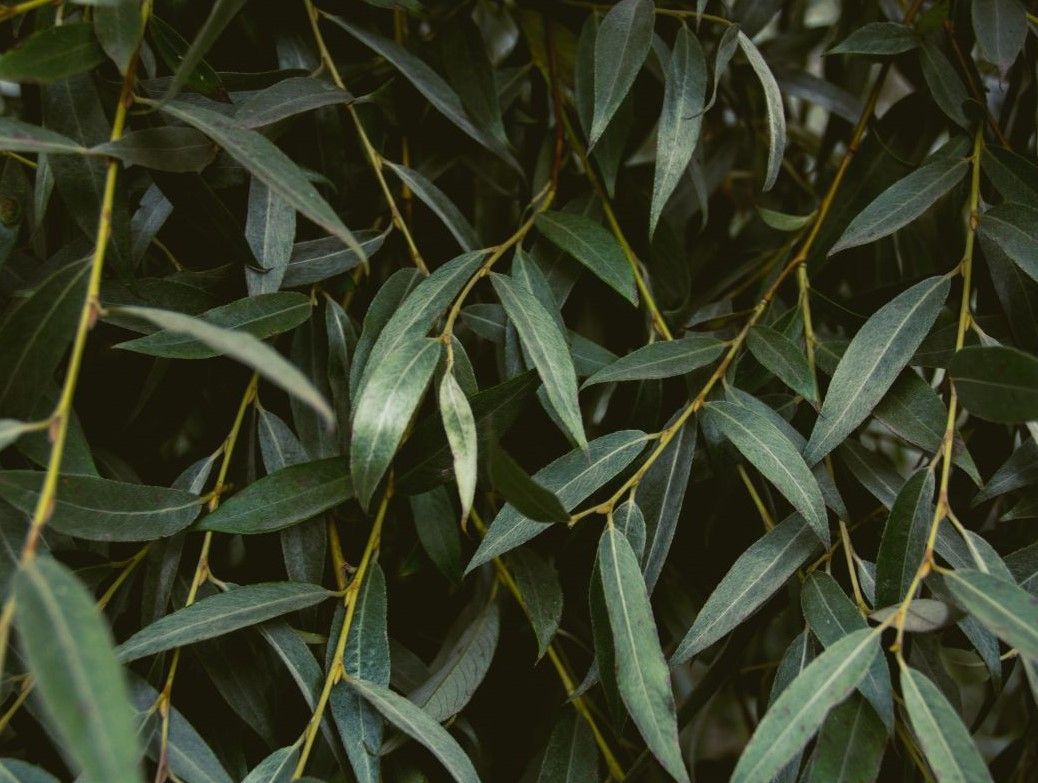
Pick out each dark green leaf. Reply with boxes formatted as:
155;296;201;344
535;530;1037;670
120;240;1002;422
0;25;104;83
875;469;934;607
536;211;637;305
14;557;140;783
117;582;332;662
96;128;215;173
582;333;723;387
746;325;817;401
828;23;919;55
589;0;654;148
949;345;1038;423
488;442;569;524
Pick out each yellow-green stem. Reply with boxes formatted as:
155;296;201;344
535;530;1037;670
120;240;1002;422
305;1;427;275
891;126;984;655
293;480;393;779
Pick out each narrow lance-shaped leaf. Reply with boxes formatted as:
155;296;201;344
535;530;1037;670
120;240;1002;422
111;305;334;425
199;457;351;535
672;513;821;663
829;157;968;255
147;99;365;260
491;273;586;448
589;0;655;148
805;694;887;783
506;548;563;660
468;429;648;571
0;118;90;155
439;371;478;519
650;25;707;236
978;203;1038;284
900;665;994;782
535;211;637;305
0;472;202;542
944;569;1038;661
245;177;296;295
535;712;598;783
13;557;141;783
598;524;690;783
241;746;298;783
329;563;390;783
385;162;479;252
346;679;480;783
350;337;442;509
803;275;951;465
116;293;311;359
325;14;518;172
162;0;247;102
95;127;216;173
117;582;333;662
828;22;920;55
972;0;1027;70
875;469;935;607
949;345;1038;424
0;24;105;84
737;31;786;191
704;400;829;544
583;333;723;387
488;442;569;524
731;629;881;783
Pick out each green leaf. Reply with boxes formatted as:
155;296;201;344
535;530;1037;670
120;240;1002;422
111;305;333;424
641;417;697;591
439;371;478;519
900;665;994;782
355;251;484;399
838;441;901;509
919;41;971;128
731;629;881;783
13;557;140;783
0;260;89;418
244;178;296;295
875;469;934;607
672;513;821;663
148;99;364;260
284;228;387;288
95;1;144;74
351;336;442;508
829;157;968;255
704;400;829;544
805;694;886;783
803;275;950;465
386;162;479;252
117;293;310;358
408;489;461;587
234;77;352;129
241;746;297;783
737;30;786;191
978;203;1038;283
828;23;919;56
491;273;586;447
95;127;215;173
198;457;351;535
467;430;647;571
117;582;332;662
162;0;246;102
346;679;480;783
944;569;1038;661
767;630;815;782
981;147;1038;205
0;118;89;155
870;599;953;633
972;0;1027;69
488;442;569;524
0;24;105;84
0;759;60;783
582;333;723;387
757;206;816;231
0;472;201;541
439;18;509;149
589;0;654;148
410;594;499;721
325;14;518;172
535;210;637;305
746;325;817;401
329;564;390;783
0;419;39;452
534;712;598;783
651;24;707;236
598;524;689;783
505;547;563;659
801;572;894;729
949;345;1038;423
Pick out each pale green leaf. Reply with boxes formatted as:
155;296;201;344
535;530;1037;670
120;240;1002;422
117;582;333;662
14;557;141;783
803;276;950;465
439;371;478;518
582;333;723;387
737;31;786;191
589;0;654;148
598;524;689;783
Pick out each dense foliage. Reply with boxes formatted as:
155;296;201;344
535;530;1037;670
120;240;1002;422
0;0;1036;780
